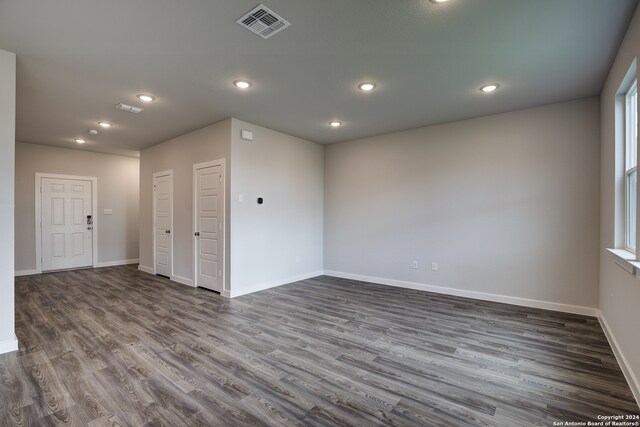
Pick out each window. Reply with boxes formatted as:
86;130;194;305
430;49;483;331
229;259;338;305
625;80;638;252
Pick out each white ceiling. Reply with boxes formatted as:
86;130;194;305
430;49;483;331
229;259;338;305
0;0;638;157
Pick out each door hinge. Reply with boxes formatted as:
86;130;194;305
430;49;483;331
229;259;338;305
153;185;157;192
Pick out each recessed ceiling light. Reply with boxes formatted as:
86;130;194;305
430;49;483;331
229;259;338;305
98;122;112;128
89;129;98;135
233;80;252;89
429;0;451;3
329;121;342;127
480;83;500;93
136;94;155;103
358;82;377;92
74;138;86;144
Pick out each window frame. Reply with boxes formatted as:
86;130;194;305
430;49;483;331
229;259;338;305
624;80;638;253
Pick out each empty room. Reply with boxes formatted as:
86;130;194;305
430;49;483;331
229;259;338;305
1;0;640;425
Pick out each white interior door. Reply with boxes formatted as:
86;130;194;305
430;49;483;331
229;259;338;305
194;164;224;292
154;171;173;277
41;177;93;271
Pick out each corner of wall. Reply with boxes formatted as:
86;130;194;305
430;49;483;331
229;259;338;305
0;334;18;355
598;311;640;406
0;49;16;349
228;119;324;297
598;0;640;409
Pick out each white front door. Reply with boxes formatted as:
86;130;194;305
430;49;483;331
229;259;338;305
154;171;173;277
41;178;93;271
194;164;224;292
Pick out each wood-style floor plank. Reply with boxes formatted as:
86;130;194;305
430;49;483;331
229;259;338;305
0;266;637;426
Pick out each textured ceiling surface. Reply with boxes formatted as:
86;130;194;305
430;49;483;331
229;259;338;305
0;0;638;156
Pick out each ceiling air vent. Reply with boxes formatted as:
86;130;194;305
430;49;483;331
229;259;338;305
237;4;291;39
115;103;144;114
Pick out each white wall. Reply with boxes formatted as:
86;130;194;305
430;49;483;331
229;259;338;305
599;3;640;402
325;97;601;313
14;142;140;273
230;119;324;297
139;119;231;289
0;49;17;354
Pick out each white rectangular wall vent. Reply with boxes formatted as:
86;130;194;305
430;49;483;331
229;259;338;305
237;4;290;39
115;103;144;114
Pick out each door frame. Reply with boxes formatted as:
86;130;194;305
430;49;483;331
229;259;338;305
35;173;98;274
153;169;174;276
192;159;226;294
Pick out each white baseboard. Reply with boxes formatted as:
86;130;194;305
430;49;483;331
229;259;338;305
598;311;640;407
14;269;39;277
221;290;231;298
0;335;18;355
96;258;139;268
230;270;324;298
171;275;195;287
17;261;139;275
323;270;599;317
17;260;139;275
138;265;154;274
137;266;194;287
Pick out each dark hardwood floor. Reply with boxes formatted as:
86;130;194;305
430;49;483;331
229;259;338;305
1;266;638;426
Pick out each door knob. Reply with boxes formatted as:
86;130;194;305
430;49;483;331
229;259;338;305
194;232;200;236
165;229;171;234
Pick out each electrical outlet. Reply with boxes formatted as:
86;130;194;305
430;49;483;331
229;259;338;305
431;262;438;271
412;261;418;269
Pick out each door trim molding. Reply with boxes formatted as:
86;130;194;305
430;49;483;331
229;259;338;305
35;173;98;274
152;170;173;277
193;159;226;294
